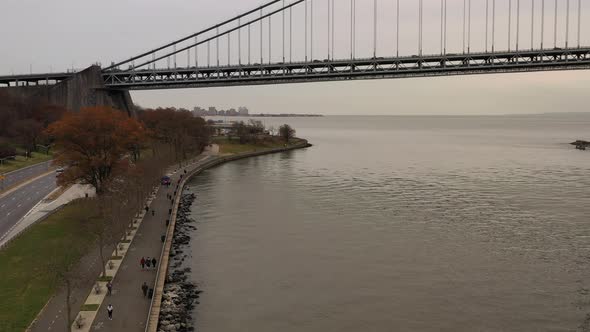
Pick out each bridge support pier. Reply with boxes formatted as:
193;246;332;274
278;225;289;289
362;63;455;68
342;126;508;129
0;66;135;116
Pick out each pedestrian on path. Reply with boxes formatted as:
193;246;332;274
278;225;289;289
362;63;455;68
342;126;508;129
107;304;113;320
184;169;187;174
142;282;148;297
140;257;145;270
107;281;113;296
145;205;149;212
152;209;155;216
146;257;151;269
151;257;157;269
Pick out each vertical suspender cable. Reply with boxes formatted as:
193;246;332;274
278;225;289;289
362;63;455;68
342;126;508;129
260;9;263;64
492;0;495;52
468;0;472;53
238;20;241;66
269;16;272;63
578;0;582;48
332;0;335;59
541;0;545;50
174;44;177;67
444;0;447;55
328;0;331;60
228;32;231;65
188;46;190;68
350;0;353;59
509;0;512;51
441;0;444;54
419;0;423;56
463;0;466;54
306;0;308;61
207;40;210;67
311;0;314;60
216;28;220;67
554;0;558;48
195;36;198;68
374;0;377;58
281;0;285;63
290;6;293;62
516;0;520;52
153;54;156;70
248;24;251;65
353;0;357;58
486;0;489;52
396;0;400;57
531;0;535;51
566;0;570;48
238;20;241;65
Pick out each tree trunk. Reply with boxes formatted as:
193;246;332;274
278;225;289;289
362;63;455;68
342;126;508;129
98;234;106;277
65;279;72;332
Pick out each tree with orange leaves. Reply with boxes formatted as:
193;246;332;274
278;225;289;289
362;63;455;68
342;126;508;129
46;107;145;195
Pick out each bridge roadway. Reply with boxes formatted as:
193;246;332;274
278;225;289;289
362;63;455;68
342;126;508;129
103;47;590;89
1;47;589;90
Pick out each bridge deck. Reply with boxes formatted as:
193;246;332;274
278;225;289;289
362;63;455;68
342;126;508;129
1;48;589;90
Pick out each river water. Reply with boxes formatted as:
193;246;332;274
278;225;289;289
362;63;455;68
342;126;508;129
185;114;590;332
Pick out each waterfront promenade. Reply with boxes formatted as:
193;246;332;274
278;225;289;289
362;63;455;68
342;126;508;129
28;154;209;332
88;156;209;331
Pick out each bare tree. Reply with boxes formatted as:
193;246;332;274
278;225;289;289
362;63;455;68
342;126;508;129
279;124;296;143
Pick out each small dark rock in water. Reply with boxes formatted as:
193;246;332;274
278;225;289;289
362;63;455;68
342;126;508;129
571;140;589;150
158;193;200;332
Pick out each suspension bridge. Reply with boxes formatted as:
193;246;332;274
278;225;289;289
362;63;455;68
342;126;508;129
1;0;589;90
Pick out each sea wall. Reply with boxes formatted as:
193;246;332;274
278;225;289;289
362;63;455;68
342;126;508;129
1;66;134;116
146;139;312;332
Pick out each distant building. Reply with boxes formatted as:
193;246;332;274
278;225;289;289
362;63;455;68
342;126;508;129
218;110;226;116
238;106;249;116
227;108;238;116
207;106;218;116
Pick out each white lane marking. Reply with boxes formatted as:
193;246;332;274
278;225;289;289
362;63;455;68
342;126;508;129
6;212;10;216
17;204;21;208
0;204;4;208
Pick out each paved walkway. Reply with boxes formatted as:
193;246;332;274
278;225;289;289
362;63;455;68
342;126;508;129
88;155;209;331
28;155;208;332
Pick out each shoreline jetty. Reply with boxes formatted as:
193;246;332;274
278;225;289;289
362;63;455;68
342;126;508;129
150;139;312;332
571;140;589;150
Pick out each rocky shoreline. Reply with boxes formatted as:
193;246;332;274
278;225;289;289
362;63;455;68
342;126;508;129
157;192;200;332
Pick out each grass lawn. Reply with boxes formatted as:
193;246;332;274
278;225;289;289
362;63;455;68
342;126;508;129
0;200;100;332
0;152;53;174
213;136;303;155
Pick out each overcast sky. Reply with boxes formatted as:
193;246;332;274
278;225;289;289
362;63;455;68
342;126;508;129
1;0;589;115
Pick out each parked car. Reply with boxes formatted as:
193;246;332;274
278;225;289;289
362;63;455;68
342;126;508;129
161;176;171;185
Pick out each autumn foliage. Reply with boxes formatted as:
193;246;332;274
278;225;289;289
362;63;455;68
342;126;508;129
138;107;211;163
46;107;146;194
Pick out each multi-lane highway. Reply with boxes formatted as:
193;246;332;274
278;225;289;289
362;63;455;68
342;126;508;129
1;160;52;190
0;166;57;241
